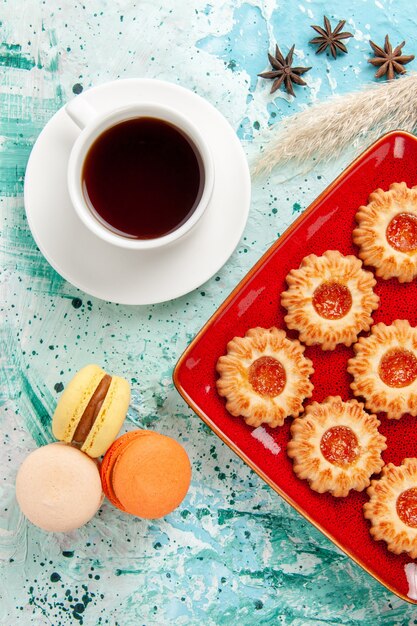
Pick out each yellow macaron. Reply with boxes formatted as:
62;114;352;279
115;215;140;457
52;364;130;458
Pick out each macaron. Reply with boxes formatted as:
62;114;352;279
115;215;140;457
52;364;130;458
100;430;191;519
15;443;103;532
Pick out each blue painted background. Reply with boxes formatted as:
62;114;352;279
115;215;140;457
1;1;417;624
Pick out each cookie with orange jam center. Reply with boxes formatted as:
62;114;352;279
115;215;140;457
288;396;386;497
281;250;378;350
216;326;314;428
364;458;417;558
348;319;417;419
353;182;417;282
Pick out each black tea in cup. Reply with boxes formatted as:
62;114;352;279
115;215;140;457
81;117;204;239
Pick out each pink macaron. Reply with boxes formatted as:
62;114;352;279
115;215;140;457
15;443;103;532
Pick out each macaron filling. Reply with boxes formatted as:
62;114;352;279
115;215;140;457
72;374;112;445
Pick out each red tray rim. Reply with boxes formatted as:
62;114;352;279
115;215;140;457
173;129;417;604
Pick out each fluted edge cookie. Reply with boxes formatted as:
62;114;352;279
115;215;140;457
348;319;417;419
364;458;417;558
287;396;386;497
216;326;314;428
281;250;379;350
353;182;417;282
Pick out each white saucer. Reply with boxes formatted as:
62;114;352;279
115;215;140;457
24;79;251;305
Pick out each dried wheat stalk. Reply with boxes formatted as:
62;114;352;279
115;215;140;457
253;73;417;176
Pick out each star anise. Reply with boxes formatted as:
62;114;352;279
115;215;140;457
258;44;311;97
310;16;353;59
368;35;415;80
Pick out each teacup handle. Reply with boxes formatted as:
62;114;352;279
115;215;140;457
65;97;97;130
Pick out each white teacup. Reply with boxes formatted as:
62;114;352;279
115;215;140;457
66;98;214;250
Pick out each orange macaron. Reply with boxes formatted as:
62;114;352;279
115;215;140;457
100;430;191;519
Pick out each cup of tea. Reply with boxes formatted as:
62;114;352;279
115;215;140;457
66;97;214;249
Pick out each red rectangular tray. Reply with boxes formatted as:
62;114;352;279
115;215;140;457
173;130;417;603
